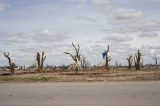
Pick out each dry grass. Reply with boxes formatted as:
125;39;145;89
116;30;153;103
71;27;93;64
0;68;160;82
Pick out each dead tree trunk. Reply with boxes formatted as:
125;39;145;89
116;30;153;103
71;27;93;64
153;54;158;67
104;45;111;70
40;52;46;70
4;52;15;74
64;43;83;71
36;52;46;72
134;50;142;70
81;55;90;69
127;55;133;69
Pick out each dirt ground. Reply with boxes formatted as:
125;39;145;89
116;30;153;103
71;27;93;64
0;68;160;82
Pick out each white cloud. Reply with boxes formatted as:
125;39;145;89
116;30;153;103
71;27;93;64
105;20;160;33
73;0;112;11
91;0;112;12
0;30;72;66
0;3;10;12
102;33;133;43
109;8;144;24
123;20;160;32
0;0;160;66
147;45;160;51
139;32;159;38
0;32;29;45
141;46;153;56
31;30;70;43
91;0;110;5
0;30;71;50
141;20;160;31
75;16;97;22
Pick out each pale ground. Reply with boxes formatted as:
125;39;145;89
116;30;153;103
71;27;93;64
0;81;160;106
1;69;160;82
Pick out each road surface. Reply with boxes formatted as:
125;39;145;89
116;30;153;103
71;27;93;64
0;81;160;106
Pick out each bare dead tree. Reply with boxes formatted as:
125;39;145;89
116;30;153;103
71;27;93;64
134;50;142;70
4;52;15;74
64;43;83;71
152;54;159;66
103;45;111;70
36;52;46;72
127;55;133;69
81;55;90;69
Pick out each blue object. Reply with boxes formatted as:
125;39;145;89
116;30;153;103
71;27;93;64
102;52;107;59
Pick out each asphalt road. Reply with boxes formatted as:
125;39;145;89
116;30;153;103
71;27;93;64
0;81;160;106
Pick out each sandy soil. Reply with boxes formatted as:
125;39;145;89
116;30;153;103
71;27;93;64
1;68;160;82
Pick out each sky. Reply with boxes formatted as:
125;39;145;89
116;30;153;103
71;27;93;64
0;0;160;67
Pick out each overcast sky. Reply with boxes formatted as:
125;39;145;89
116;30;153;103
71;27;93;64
0;0;160;66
